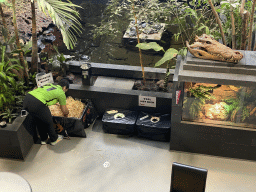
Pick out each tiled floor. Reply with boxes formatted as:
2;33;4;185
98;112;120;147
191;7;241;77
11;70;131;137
0;119;256;192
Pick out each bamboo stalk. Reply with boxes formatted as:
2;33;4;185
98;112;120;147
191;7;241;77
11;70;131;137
240;10;250;50
230;8;236;49
163;61;169;92
207;0;226;45
132;1;145;83
240;0;246;15
247;0;256;50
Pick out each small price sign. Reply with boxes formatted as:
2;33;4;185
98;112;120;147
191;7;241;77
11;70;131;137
139;95;156;108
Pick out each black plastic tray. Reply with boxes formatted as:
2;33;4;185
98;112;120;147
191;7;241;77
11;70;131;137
52;99;97;137
136;111;171;141
102;109;138;135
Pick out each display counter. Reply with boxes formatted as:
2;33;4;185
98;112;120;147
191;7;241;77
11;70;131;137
170;52;256;161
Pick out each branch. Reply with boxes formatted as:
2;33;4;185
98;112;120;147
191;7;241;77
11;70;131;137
247;0;256;50
230;8;236;49
240;0;246;15
207;0;226;45
240;10;250;50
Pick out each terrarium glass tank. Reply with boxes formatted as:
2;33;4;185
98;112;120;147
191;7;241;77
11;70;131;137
182;82;256;128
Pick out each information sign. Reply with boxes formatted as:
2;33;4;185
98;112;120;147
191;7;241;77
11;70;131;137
139;95;156;108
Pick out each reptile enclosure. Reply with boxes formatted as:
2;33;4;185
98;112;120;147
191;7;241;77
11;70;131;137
171;51;256;161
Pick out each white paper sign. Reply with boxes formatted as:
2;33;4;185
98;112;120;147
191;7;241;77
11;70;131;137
139;95;156;108
36;73;54;87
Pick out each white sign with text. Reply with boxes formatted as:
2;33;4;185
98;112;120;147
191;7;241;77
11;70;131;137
139;95;156;108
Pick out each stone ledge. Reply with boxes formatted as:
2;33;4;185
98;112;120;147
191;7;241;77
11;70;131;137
183;63;256;75
68;61;175;80
67;84;172;115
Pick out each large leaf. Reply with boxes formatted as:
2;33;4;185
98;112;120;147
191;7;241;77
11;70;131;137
136;42;163;52
155;48;178;67
37;0;83;50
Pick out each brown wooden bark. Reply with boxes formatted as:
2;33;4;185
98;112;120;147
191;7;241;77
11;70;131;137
31;0;38;74
247;0;256;50
230;9;236;49
208;0;226;45
240;11;250;50
11;0;29;84
240;0;246;15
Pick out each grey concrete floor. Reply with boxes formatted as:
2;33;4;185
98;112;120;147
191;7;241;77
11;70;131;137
0;119;256;192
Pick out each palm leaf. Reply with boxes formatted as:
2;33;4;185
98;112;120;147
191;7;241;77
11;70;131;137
37;0;83;50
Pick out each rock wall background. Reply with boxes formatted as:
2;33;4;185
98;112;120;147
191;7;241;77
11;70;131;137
2;0;53;43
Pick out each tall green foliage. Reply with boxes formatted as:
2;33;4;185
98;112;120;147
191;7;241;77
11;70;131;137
136;42;186;91
224;87;256;122
0;45;23;108
215;0;254;49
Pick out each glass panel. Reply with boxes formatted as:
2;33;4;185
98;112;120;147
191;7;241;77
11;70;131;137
182;82;256;129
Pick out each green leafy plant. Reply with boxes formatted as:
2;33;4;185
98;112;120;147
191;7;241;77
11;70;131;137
164;0;218;46
0;45;23;108
189;85;219;99
0;90;15;109
28;72;37;87
14;95;25;110
0;108;18;123
224;87;255;122
214;0;253;49
52;45;68;76
11;81;27;95
183;97;206;119
136;42;186;91
183;84;219;119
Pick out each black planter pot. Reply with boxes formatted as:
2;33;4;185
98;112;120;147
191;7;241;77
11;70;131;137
0;115;34;160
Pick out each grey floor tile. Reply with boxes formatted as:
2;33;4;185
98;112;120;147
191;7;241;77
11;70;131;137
0;120;256;192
